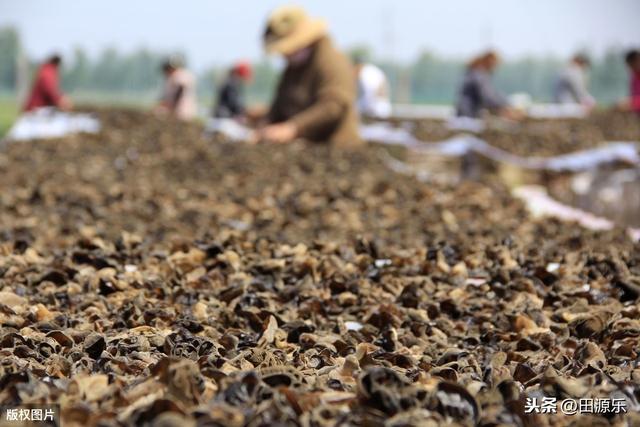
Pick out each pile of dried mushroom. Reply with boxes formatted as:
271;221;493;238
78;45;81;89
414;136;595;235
0;110;638;426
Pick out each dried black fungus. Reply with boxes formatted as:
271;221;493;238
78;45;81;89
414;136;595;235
0;110;638;426
83;333;106;359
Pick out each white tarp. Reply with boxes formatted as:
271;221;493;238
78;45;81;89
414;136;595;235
389;102;588;121
527;103;589;119
361;122;640;172
513;186;640;241
204;118;255;141
445;116;485;133
4;108;101;142
391;104;454;120
203;118;639;172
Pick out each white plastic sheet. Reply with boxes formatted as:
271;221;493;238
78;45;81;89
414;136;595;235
513;186;640;241
203;119;639;172
204;118;255;141
445;116;485;133
527;103;589;119
361;122;640;172
389;102;588;121
391;104;454;120
4;108;101;142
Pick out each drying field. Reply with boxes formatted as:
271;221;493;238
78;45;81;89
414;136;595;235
407;111;640;157
0;110;639;426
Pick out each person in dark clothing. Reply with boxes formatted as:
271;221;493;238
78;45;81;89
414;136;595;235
213;62;253;119
455;51;521;120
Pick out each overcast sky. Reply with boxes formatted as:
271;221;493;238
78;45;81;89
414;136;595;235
1;0;639;71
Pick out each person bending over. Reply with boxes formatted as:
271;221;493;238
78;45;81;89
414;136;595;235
455;51;521;120
257;5;363;148
24;54;72;112
156;58;197;121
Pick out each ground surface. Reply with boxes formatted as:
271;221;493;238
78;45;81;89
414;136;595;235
0;110;639;426
405;111;640;157
0;98;18;138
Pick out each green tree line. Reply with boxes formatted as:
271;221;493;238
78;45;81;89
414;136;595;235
0;26;631;107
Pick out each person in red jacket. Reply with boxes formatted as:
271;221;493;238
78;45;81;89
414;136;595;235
617;49;640;114
23;54;72;112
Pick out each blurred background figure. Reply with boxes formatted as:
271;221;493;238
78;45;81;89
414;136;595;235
156;57;197;121
455;51;521;120
353;54;391;119
617;49;640;114
553;53;595;108
213;61;253;120
259;5;362;148
24;54;72;112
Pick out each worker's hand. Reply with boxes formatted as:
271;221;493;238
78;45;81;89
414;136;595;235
616;98;632;112
246;105;268;121
245;129;260;145
154;104;169;116
500;108;525;121
260;122;298;144
582;96;597;111
59;96;73;111
582;103;596;114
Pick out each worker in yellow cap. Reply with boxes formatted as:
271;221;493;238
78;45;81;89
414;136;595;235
258;5;363;148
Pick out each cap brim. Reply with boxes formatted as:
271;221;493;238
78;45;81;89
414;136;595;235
265;19;327;55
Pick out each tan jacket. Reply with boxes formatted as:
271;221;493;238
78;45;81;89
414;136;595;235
268;36;364;148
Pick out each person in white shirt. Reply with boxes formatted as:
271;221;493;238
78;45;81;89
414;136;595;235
553;54;595;108
353;56;392;119
156;58;198;121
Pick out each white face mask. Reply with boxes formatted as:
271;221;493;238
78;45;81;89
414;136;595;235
286;47;313;66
